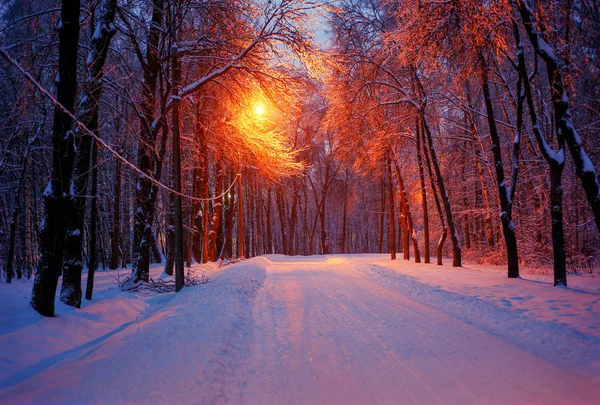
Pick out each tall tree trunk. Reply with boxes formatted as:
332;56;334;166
392;157;420;263
288;182;299;255
187;167;198;266
276;186;288;255
110;145;122;270
550;164;567;286
266;187;273;254
6;129;38;283
320;187;329;255
341;175;348;253
85;137;99;300
465;87;496;247
421;114;461;266
217;165;227;258
238;170;245;258
164;190;175;275
208;159;223;261
202;142;209;264
221;170;235;260
130;0;164;284
387;155;396;260
192;123;204;262
416;121;430;263
171;36;184;292
516;21;567;286
378;174;385;254
481;53;520;278
61;0;117;306
31;0;81;316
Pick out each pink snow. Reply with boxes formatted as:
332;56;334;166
1;255;599;404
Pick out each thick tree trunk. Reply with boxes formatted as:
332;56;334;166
62;0;117;306
516;21;568;286
481;54;519;278
31;0;81;317
130;0;164;284
171;38;184;292
550;164;567;286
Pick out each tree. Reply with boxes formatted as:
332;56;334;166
30;0;81;317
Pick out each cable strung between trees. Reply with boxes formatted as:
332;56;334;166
0;45;241;203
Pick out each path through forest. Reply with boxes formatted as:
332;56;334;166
1;256;599;404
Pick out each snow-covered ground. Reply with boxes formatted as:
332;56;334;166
1;255;599;404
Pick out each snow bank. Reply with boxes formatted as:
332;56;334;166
353;260;600;380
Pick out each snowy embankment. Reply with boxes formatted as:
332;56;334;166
1;255;599;404
0;261;265;403
353;259;600;376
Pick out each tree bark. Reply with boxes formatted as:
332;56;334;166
266;187;273;254
416;121;430;263
421;115;461;266
221;170;235;260
515;21;567;286
238;170;245;258
480;53;520;278
392;157;420;263
387;155;396;260
130;0;164;284
208;159;223;261
85;136;99;300
378;173;385;254
31;0;81;316
6;130;38;283
171;37;184;292
110;144;122;270
276;186;287;254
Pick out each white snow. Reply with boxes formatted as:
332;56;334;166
1;255;599;403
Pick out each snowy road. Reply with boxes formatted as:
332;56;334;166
1;256;599;404
236;258;598;404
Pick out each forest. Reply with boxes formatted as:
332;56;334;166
1;0;600;319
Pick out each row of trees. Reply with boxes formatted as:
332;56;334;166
325;0;600;286
1;0;599;317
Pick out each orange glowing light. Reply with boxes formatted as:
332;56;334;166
255;104;265;116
